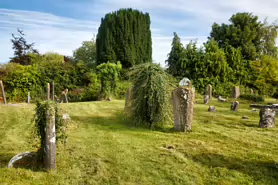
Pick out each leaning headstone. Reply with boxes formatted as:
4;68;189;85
231;101;239;111
259;108;276;128
204;95;209;104
172;85;194;132
207;84;212;99
218;96;227;102
208;106;216;112
8;152;38;168
232;86;240;98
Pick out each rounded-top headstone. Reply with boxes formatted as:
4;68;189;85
179;78;191;87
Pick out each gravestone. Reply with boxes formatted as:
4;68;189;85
28;92;31;104
8;152;38;168
59;89;68;103
250;89;254;95
208;106;216;112
231;101;239;111
204;95;209;104
124;87;132;112
179;78;191;87
218;96;227;102
232;86;240;98
0;80;7;104
44;105;56;170
259;108;276;128
172;79;194;132
206;84;212;99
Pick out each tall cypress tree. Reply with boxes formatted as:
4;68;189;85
96;8;152;68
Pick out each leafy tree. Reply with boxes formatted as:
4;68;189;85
96;8;152;68
97;61;122;98
10;29;39;65
129;63;172;128
252;55;278;95
165;32;185;77
209;12;278;60
73;39;97;69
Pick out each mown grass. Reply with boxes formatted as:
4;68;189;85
0;99;278;185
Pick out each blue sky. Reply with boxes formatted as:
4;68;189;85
0;0;277;66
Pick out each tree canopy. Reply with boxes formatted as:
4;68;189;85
96;8;152;68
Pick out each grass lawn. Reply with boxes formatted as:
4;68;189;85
0;99;278;185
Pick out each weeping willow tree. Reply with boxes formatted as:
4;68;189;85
96;8;152;68
129;63;172;128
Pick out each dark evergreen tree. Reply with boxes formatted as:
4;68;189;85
96;8;152;68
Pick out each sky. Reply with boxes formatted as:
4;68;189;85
0;0;277;67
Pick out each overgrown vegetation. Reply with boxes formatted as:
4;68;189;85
33;101;67;160
129;63;172;127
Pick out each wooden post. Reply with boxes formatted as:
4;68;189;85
47;83;50;100
172;87;194;132
44;105;56;170
27;92;31;104
52;82;55;101
0;80;7;104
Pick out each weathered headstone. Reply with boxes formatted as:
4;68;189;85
218;96;227;102
0;80;7;104
250;89;254;95
204;95;209;104
52;82;55;101
44;105;56;170
179;78;191;87
231;101;239;111
232;86;240;98
207;84;212;99
124;87;132;112
208;106;216;112
172;86;194;132
59;89;68;103
47;83;50;100
259;108;276;128
8;152;38;168
28;92;31;104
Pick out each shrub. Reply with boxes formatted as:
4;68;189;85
239;94;264;102
115;81;132;99
129;63;172;128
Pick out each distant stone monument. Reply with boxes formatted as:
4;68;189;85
60;89;68;103
232;86;240;98
124;88;132;112
172;78;194;132
208;106;216;112
259;108;276;128
206;84;212;99
231;101;239;111
250;89;254;95
204;95;209;104
218;96;227;102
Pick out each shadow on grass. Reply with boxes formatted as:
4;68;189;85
191;153;278;183
70;112;176;133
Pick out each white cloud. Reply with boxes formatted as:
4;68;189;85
0;0;277;67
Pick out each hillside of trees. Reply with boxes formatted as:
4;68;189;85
0;10;277;102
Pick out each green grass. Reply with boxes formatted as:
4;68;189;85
0;99;278;185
